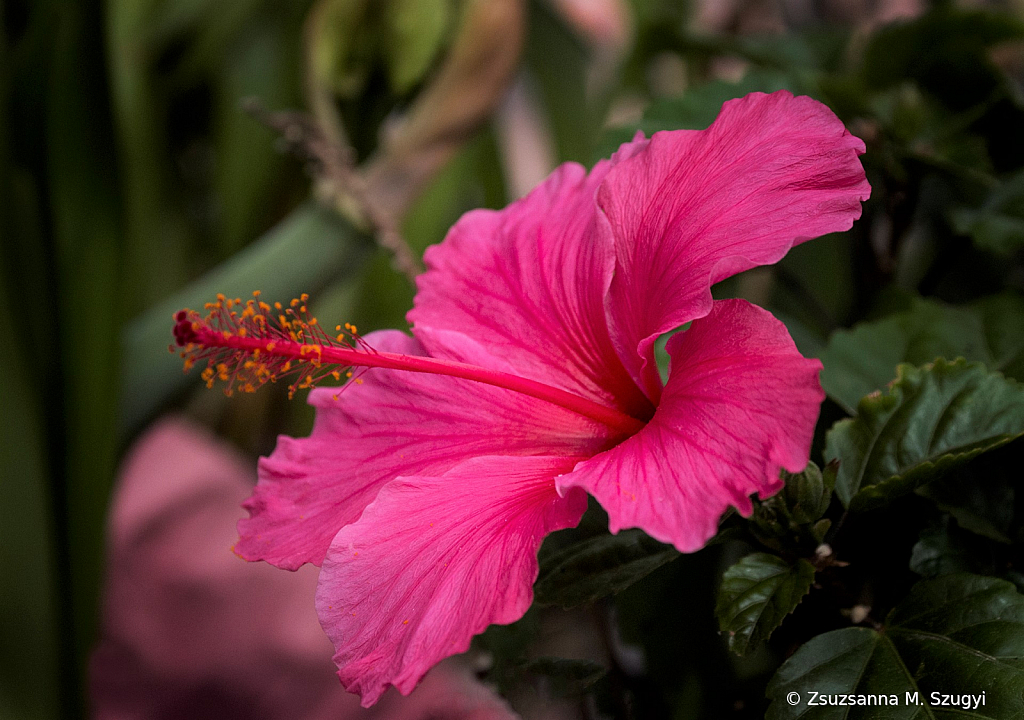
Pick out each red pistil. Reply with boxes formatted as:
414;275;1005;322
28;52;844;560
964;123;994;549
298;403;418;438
172;292;646;436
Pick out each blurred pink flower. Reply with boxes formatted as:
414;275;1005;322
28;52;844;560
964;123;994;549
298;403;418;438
180;91;868;706
91;416;517;719
551;0;631;49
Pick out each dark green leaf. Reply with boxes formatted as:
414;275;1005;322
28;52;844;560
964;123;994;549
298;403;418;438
214;19;302;256
767;574;1024;718
534;529;679;609
384;0;452;93
909;518;979;578
952;169;1024;255
0;267;61;720
820;295;1024;413
525;1;592;163
862;8;1024;110
975;294;1024;381
826;359;1024;510
309;0;374;98
48;0;126;703
916;461;1015;544
716;553;815;656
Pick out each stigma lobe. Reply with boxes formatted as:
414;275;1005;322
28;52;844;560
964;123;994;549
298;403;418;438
172;291;365;398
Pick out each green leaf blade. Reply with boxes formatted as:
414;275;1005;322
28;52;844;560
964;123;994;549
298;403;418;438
768;574;1024;718
820;295;1024;413
534;529;679;609
716;553;815;655
826;359;1024;509
768;629;935;719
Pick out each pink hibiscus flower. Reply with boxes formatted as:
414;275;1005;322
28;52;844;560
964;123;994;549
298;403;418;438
174;91;869;707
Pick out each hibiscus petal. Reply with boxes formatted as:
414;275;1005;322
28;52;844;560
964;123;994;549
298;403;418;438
600;90;870;397
315;455;589;706
236;330;610;570
409;141;654;418
558;299;824;552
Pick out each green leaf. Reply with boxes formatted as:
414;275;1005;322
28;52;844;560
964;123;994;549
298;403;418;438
213;19;302;256
47;0;126;705
715;553;815;656
862;8;1024;110
910;518;985;578
384;0;452;93
534;529;679;609
825;359;1024;510
0;266;61;720
916;460;1015;544
820;295;1024;413
952;169;1024;255
975;294;1024;381
519;657;608;696
767;574;1024;719
310;0;374;99
525;0;592;163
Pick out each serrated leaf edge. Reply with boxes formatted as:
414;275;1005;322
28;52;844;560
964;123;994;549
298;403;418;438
717;554;815;655
829;358;1024;508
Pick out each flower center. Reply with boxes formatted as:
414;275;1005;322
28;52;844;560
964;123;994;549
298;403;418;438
172;292;646;436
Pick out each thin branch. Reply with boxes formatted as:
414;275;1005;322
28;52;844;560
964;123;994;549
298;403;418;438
242;98;424;284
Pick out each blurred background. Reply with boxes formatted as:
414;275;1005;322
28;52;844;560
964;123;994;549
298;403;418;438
3;0;1024;717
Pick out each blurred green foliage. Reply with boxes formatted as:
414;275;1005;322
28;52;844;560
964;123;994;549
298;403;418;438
3;0;1024;717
